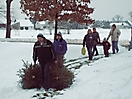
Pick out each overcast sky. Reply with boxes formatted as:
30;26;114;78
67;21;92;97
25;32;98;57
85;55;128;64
11;0;132;20
90;0;132;20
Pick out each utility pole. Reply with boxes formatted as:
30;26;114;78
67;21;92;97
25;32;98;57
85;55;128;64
128;27;132;51
54;0;58;40
131;27;132;40
6;0;13;38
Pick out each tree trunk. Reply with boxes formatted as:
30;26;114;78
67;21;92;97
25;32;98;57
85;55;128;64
131;27;132;41
49;28;52;35
54;13;58;40
67;29;70;34
6;0;12;38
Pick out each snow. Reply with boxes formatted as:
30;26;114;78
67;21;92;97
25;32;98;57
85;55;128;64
57;48;132;99
0;29;132;99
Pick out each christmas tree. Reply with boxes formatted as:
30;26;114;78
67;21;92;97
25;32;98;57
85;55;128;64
17;60;74;90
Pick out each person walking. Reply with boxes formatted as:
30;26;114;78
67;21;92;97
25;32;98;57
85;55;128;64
33;33;57;90
100;38;111;57
83;29;95;60
92;28;100;56
53;32;67;68
107;24;121;54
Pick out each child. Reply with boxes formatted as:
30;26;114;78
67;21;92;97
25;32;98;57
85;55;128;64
100;38;111;57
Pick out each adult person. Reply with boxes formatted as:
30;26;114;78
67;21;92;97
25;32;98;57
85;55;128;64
92;28;100;56
83;29;95;60
33;33;57;90
107;24;121;54
53;32;67;68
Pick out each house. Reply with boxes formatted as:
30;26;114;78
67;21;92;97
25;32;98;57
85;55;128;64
17;19;34;30
0;23;6;29
35;21;45;30
126;20;132;27
0;18;6;29
110;22;130;29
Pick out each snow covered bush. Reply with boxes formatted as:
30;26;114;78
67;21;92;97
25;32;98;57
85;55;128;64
17;60;74;90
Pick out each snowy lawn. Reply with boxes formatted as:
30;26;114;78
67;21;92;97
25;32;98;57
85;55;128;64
0;42;132;99
0;29;132;99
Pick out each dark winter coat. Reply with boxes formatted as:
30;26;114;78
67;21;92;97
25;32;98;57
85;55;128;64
93;32;100;45
33;39;56;64
101;41;111;51
53;38;67;55
83;33;95;48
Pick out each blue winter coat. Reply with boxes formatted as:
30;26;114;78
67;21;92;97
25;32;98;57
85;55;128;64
53;39;67;55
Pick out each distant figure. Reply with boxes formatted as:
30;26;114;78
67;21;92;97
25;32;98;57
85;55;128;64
107;24;121;54
33;33;57;90
83;29;95;60
92;28;100;56
53;32;67;68
100;38;111;57
128;27;132;51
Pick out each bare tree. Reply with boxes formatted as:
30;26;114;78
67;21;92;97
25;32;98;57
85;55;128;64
6;0;13;38
112;15;123;22
129;11;132;21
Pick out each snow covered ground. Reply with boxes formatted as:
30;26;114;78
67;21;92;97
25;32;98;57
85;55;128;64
0;28;131;40
0;29;132;99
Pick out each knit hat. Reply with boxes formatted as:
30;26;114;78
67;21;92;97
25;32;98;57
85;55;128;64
37;33;45;38
103;37;107;41
112;24;116;28
57;32;62;36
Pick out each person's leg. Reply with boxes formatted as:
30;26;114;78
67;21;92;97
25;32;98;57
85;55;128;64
104;50;106;57
105;50;109;57
39;63;45;84
94;46;99;55
93;46;95;55
87;47;90;60
59;54;64;68
112;41;116;54
88;47;93;60
115;41;119;52
44;62;51;89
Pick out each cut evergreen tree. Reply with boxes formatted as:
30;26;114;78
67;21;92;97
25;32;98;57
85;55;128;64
17;60;74;90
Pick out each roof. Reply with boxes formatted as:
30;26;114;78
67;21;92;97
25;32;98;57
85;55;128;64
110;22;129;26
39;21;45;24
16;20;34;27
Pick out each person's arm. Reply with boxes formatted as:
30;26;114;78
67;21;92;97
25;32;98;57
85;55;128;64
33;43;37;64
53;40;56;53
83;35;86;47
117;29;121;37
97;32;101;43
107;30;112;40
51;43;57;61
62;40;67;55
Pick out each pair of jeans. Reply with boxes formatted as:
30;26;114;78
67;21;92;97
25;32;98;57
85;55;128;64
86;47;93;60
104;50;109;57
40;62;51;88
112;41;119;53
56;54;64;68
93;45;99;55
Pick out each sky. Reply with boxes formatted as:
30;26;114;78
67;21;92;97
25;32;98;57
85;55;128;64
90;0;132;20
1;0;132;21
